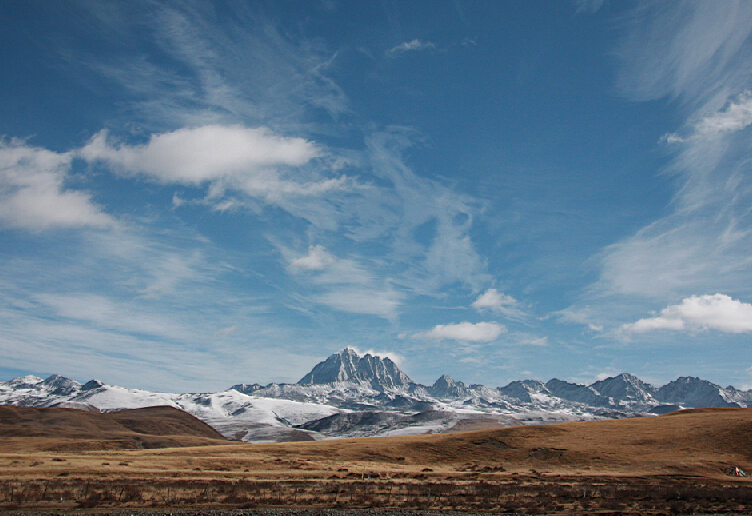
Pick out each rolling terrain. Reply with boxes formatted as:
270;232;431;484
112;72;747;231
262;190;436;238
0;406;751;513
0;405;228;452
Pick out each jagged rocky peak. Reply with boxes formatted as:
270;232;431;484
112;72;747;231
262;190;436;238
81;379;105;391
229;383;265;395
428;374;469;398
42;374;81;396
545;378;611;407
7;375;44;389
591;373;657;402
499;380;549;403
656;376;739;408
298;348;412;389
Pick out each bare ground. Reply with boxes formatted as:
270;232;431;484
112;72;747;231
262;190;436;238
1;407;751;514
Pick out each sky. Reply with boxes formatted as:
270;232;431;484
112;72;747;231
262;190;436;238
2;0;752;393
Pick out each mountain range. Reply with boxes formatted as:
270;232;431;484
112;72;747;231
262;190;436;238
1;348;750;442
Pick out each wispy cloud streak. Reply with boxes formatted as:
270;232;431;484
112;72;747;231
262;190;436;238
581;3;752;331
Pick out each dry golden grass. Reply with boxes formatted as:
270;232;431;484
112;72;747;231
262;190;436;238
1;406;751;513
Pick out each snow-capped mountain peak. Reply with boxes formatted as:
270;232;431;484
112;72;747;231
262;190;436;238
499;380;549;403
428;374;469;398
591;373;657;404
42;374;81;396
297;348;412;390
656;376;740;408
3;350;752;443
81;379;106;391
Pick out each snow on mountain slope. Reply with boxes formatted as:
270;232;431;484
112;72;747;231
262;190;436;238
298;348;411;389
181;390;342;443
591;373;658;405
177;390;341;427
656;377;740;408
545;378;611;407
2;349;751;442
0;375;339;443
428;375;470;398
76;383;180;411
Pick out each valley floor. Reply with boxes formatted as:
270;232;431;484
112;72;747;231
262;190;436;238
0;476;751;514
1;408;751;514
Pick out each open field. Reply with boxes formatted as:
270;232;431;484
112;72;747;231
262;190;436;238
0;407;751;513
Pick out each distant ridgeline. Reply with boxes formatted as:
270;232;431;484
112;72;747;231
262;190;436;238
2;348;751;443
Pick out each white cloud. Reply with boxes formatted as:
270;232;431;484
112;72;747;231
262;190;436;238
594;96;752;302
67;3;351;129
34;292;198;342
472;289;526;319
80;125;320;184
472;289;517;310
623;294;752;334
616;2;752;102
316;287;403;321
415;321;506;342
282;242;403;320
387;39;436;56
0;139;115;230
694;91;752;135
289;245;336;271
363;130;491;294
519;336;548;347
79;124;360;225
79;125;358;225
584;5;752;318
660;133;685;144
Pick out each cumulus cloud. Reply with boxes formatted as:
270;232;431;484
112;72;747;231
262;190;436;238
694;91;752;135
472;289;517;309
79;125;357;221
289;245;336;271
415;321;506;342
0;139;115;231
622;294;752;334
662;91;752;144
80;125;320;184
472;289;526;319
387;39;436;56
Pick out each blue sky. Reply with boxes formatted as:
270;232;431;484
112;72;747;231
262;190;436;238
2;1;752;393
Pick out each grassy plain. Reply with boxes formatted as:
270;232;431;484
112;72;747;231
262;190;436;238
1;406;751;513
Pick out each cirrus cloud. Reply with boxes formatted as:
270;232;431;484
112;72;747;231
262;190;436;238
622;293;752;334
387;39;436;56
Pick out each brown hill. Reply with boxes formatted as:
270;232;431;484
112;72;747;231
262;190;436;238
1;408;751;513
230;407;751;478
0;405;227;451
